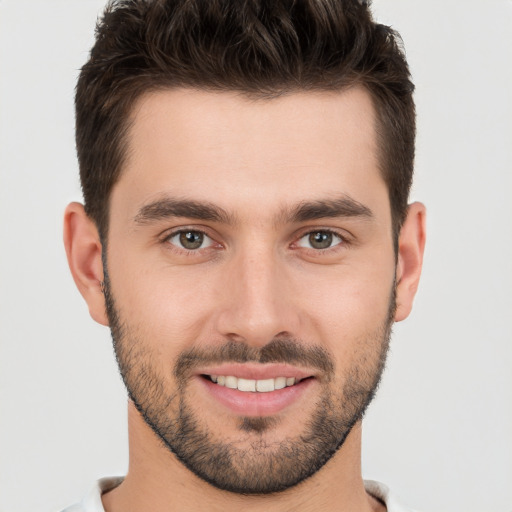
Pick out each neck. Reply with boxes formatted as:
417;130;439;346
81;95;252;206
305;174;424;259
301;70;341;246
102;402;384;512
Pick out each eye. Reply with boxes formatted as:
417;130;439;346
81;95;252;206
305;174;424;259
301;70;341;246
167;230;213;250
296;230;344;250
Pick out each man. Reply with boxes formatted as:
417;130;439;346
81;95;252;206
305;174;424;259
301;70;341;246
63;0;426;510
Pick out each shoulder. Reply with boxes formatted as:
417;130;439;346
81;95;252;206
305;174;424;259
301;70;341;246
364;480;422;512
60;477;124;512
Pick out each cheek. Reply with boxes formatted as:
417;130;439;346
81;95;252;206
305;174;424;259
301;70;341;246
108;253;219;347
295;259;395;357
107;233;396;358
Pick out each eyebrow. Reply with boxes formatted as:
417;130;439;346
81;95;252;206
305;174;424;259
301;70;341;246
133;195;373;226
134;198;234;225
287;196;374;223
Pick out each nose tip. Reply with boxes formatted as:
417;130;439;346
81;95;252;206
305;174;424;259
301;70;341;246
217;292;295;347
214;253;300;347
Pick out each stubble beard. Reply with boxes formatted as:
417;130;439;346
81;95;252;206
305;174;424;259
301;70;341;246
103;268;395;495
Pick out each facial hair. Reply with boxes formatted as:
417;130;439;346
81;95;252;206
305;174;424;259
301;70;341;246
103;267;395;495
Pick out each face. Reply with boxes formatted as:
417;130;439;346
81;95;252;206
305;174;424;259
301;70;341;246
104;87;397;494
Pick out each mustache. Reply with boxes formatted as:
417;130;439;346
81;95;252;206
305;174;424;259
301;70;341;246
174;338;335;381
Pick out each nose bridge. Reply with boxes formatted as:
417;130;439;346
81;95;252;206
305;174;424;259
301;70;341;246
216;242;298;345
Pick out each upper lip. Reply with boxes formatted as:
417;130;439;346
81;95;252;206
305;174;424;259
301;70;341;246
194;363;315;381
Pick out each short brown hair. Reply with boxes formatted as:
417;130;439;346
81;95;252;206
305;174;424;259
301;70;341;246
76;0;415;242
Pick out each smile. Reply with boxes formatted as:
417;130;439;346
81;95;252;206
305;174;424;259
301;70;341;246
206;375;300;392
196;365;316;417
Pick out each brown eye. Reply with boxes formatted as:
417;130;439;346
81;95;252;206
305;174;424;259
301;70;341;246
168;230;212;250
297;230;343;250
309;232;332;249
180;231;203;249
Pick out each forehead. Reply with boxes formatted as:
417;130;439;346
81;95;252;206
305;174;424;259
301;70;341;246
113;87;387;222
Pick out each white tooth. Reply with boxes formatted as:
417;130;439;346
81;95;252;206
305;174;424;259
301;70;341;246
211;375;218;383
274;377;286;390
256;378;275;392
286;377;296;387
237;378;256;392
225;376;238;389
217;376;226;386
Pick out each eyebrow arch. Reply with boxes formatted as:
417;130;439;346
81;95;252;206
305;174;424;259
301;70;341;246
134;198;234;225
288;196;374;223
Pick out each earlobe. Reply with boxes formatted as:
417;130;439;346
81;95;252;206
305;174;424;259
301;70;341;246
394;202;427;322
63;202;109;326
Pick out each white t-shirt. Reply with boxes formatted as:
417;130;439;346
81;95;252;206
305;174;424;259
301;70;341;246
62;477;420;512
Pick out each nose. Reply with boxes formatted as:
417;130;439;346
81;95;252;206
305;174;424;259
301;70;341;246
214;246;301;347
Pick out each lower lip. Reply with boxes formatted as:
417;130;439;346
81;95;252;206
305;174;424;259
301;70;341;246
198;376;314;417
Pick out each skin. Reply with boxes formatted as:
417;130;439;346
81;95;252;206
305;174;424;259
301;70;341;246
64;87;426;512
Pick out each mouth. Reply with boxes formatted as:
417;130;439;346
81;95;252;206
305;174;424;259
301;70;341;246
195;364;316;417
202;374;308;392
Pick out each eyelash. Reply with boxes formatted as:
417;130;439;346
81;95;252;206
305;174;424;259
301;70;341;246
160;227;351;254
293;228;350;253
161;228;218;254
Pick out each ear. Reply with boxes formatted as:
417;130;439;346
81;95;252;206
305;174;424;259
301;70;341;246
63;202;109;326
394;202;427;322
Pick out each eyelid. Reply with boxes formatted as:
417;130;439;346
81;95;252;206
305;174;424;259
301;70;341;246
292;227;353;250
158;225;352;254
160;226;221;251
296;231;342;248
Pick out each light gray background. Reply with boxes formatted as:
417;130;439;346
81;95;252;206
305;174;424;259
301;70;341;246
1;1;511;511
